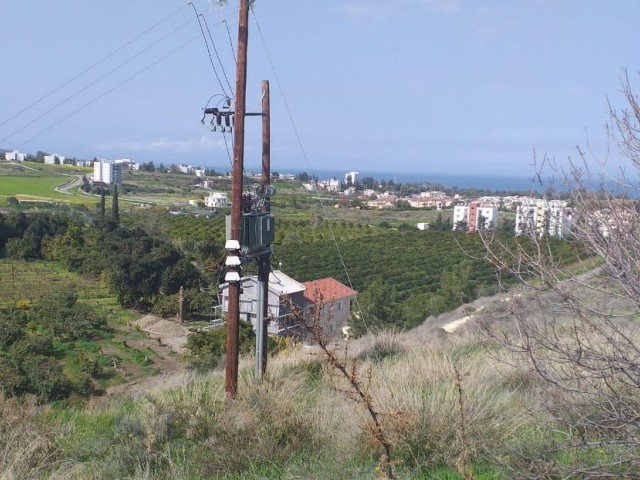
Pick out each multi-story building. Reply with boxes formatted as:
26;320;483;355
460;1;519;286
453;202;498;232
344;171;359;185
93;159;123;186
218;271;357;340
515;199;571;238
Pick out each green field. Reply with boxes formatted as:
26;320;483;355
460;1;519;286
0;176;64;196
0;259;109;305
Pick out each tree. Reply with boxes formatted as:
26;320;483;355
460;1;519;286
112;184;119;223
454;220;468;232
35;150;48;163
479;74;640;477
99;188;106;217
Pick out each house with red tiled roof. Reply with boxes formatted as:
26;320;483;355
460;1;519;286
303;277;357;340
217;272;357;341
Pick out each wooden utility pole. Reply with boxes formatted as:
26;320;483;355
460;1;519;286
225;0;250;398
256;80;271;380
177;286;184;324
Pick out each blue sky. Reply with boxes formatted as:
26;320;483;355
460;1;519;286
1;1;638;177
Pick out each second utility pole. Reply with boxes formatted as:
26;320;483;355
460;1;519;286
225;0;249;398
256;79;270;379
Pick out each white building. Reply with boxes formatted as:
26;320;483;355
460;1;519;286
93;159;123;186
344;171;359;185
515;199;571;238
420;190;447;198
5;150;27;161
453;202;498;232
452;205;469;230
218;271;357;340
44;154;65;165
219;270;307;336
195;168;206;178
317;177;342;192
205;191;229;208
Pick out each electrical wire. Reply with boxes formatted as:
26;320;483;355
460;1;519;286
222;133;234;169
16;34;200;150
250;7;382;358
222;19;237;64
0;4;188;130
1;17;198;146
200;13;234;94
188;1;230;98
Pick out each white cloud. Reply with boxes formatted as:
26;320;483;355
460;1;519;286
96;135;225;154
417;0;460;15
336;0;460;23
335;4;391;23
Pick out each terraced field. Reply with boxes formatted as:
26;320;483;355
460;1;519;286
0;259;109;305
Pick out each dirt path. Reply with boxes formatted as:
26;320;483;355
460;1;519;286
104;315;191;397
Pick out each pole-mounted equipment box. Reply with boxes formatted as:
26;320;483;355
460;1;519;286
226;213;275;255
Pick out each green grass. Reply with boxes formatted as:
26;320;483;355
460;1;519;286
0;259;109;305
0;176;64;196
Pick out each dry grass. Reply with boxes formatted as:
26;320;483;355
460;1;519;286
0;326;554;478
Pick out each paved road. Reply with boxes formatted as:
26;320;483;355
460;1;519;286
54;174;84;195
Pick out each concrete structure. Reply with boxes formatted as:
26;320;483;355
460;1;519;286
302;277;357;339
44;154;65;165
317;177;342;192
408;196;453;209
93;159;123;186
515;199;571;238
219;270;307;336
5;150;27;161
453;202;498;232
218;271;357;340
204;191;230;208
366;195;398;209
344;171;359;185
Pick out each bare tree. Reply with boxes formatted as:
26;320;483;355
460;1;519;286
285;293;396;480
479;74;640;478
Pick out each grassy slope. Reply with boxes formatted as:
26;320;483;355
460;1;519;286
0;161;91;205
0;323;557;479
0;259;167;391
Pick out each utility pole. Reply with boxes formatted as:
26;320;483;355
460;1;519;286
178;286;184;324
225;0;250;398
256;79;270;379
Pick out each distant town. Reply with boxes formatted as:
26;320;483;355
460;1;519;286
1;148;579;240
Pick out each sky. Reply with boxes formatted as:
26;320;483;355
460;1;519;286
1;0;639;178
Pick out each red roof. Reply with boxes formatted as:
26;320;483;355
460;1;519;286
303;278;357;303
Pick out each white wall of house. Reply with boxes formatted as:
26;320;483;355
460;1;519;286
44;154;64;164
452;205;469;229
5;150;27;161
205;191;229;208
93;160;123;185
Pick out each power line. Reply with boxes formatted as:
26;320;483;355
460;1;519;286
16;34;200;150
200;13;234;94
188;2;231;98
250;7;382;355
0;4;188;130
1;17;197;146
222;19;237;64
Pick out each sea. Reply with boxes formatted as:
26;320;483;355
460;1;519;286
206;164;620;193
250;167;552;193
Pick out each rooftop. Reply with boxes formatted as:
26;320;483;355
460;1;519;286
303;277;357;303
